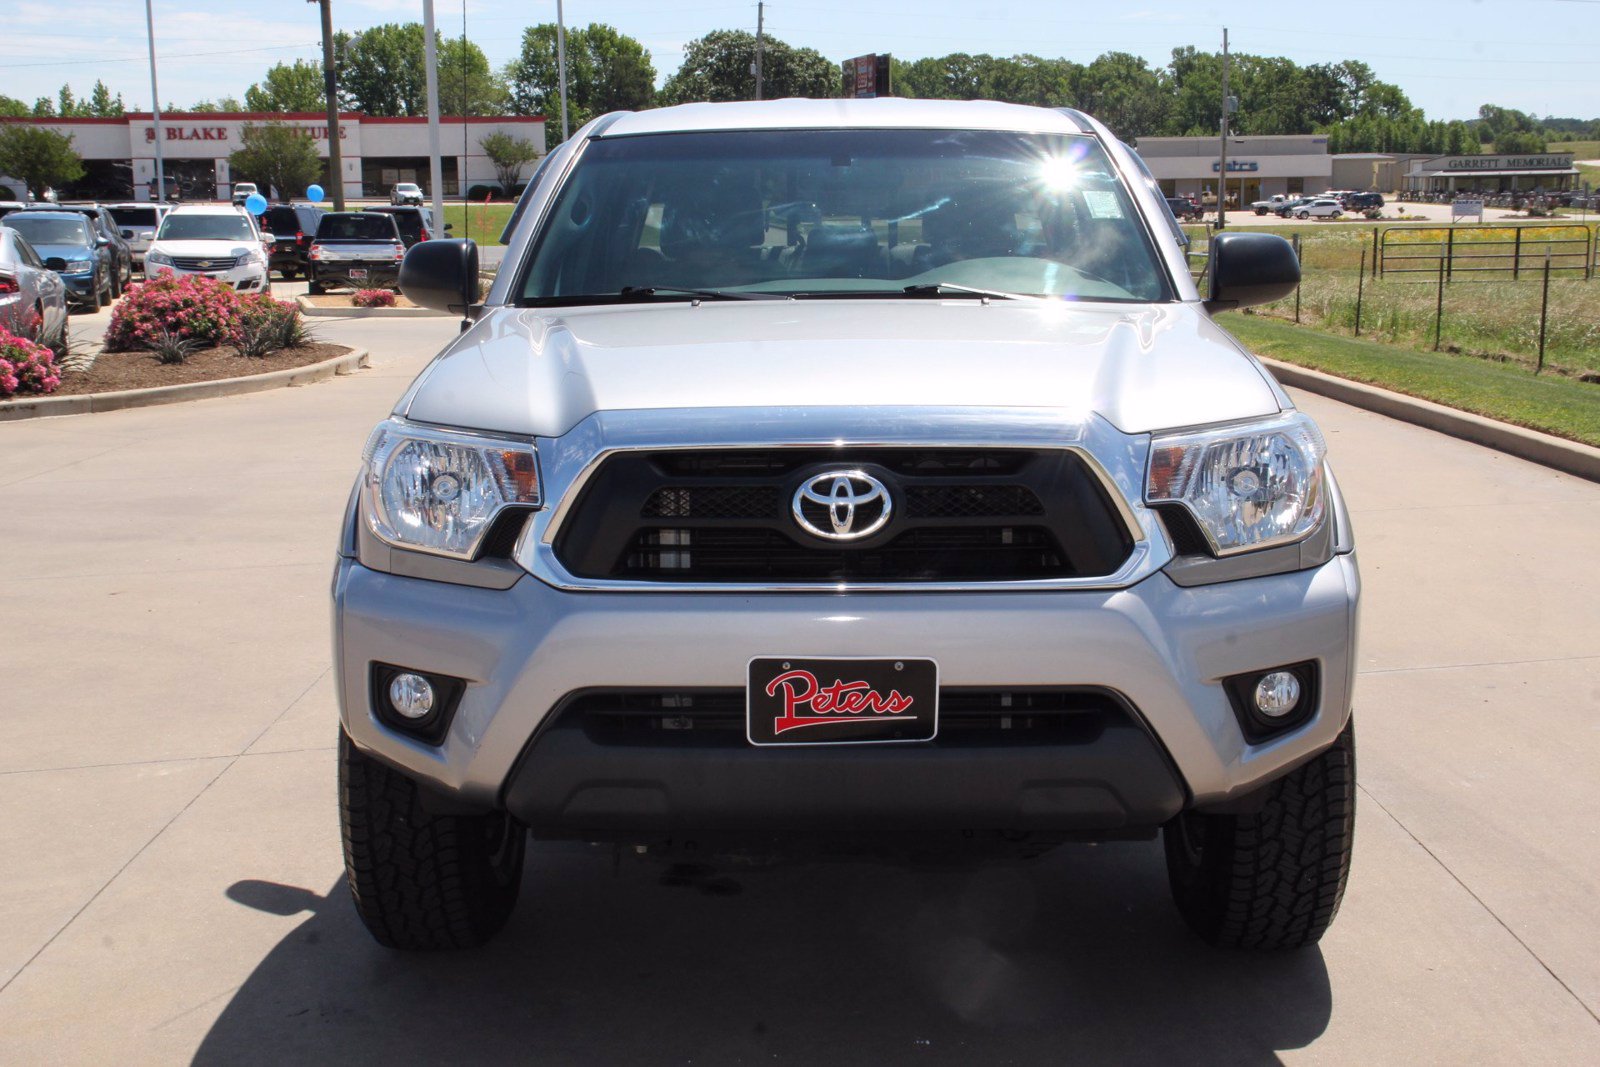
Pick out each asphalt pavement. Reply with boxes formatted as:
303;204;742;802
2;303;1598;1062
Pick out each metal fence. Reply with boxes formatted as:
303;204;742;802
1376;224;1594;281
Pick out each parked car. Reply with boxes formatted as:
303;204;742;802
32;204;134;294
105;202;172;271
0;210;114;310
231;182;260;207
1250;194;1290;215
258;203;325;279
307;212;405;293
1341;192;1384;211
390;182;424;206
0;226;70;349
1294;198;1344;219
336;99;1358;954
144;204;271;294
0;201;30;221
362;204;450;247
1164;196;1202;221
1271;196;1316;218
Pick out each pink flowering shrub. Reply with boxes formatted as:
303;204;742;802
104;274;242;352
351;288;396;308
0;326;62;397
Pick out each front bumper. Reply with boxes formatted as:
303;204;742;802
147;262;270;292
334;549;1359;835
59;270;97;301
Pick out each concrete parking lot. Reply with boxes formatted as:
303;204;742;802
2;305;1598;1062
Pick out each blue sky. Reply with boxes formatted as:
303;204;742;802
3;0;1597;122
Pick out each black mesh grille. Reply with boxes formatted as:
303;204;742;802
1153;504;1212;557
642;485;781;519
555;448;1133;583
622;525;1065;581
906;484;1044;518
563;688;1121;748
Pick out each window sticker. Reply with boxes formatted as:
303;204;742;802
1083;190;1124;219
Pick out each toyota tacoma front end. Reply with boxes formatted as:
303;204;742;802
332;99;1359;952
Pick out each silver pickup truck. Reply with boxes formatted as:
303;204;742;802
307;212;405;293
334;99;1359;953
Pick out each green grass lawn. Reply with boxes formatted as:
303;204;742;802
1221;313;1600;448
441;203;515;246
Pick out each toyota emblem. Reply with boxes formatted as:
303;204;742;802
792;470;892;541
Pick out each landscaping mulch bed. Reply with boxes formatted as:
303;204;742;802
304;293;418;309
39;342;351;397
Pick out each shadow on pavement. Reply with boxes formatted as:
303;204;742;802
197;840;1330;1064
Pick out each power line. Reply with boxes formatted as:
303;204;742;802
0;42;317;71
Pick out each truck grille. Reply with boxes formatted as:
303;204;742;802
553;447;1133;584
170;255;241;271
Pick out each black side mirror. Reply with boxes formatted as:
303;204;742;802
95;236;110;247
399;238;480;316
1203;232;1300;313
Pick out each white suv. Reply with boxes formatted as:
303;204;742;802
144;205;271;293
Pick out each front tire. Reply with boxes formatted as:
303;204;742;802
339;729;525;950
1296;210;1310;219
1163;720;1356;950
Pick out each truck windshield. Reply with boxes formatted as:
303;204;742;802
3;216;91;245
517;128;1171;304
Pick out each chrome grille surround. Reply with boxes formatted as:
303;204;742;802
513;406;1172;592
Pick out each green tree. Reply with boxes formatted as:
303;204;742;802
479;131;541;191
87;80;124;117
1075;52;1168;140
337;23;507;117
337;23;427;116
0;125;85;199
659;30;836;105
30;98;54;117
244;60;327;113
438;37;511;116
0;94;29;118
506;22;655;139
189;97;244;113
228;122;323;201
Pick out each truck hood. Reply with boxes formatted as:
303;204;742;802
399;300;1287;439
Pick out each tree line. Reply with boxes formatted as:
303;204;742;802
5;23;1598;173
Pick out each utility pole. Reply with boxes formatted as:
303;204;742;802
754;2;765;101
310;0;345;209
556;0;570;141
144;0;165;203
422;0;444;232
1217;27;1230;231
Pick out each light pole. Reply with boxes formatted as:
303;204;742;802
309;0;345;209
1217;27;1231;231
422;0;445;231
754;2;765;100
144;0;165;202
556;0;570;141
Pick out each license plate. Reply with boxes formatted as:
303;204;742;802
348;268;368;280
747;657;938;746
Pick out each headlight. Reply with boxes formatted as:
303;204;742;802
146;251;171;266
66;259;95;272
361;419;541;559
1146;412;1326;555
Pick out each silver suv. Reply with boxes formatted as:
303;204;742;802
334;100;1359;952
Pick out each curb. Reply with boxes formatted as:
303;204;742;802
295;296;445;319
1261;357;1600;484
0;347;370;422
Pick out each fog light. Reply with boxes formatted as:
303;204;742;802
1254;671;1302;718
388;673;435;720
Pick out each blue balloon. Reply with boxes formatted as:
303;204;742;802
244;193;268;215
306;184;325;203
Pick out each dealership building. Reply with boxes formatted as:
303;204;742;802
0;112;546;202
1134;134;1333;205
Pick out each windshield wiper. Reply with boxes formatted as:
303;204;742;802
900;282;1037;301
616;285;783;301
